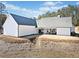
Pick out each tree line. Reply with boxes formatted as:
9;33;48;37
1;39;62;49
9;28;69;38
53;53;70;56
0;14;7;26
0;5;79;26
38;5;79;26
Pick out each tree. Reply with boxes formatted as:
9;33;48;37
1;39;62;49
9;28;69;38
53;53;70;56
38;15;41;19
0;2;7;26
0;14;7;25
37;4;79;26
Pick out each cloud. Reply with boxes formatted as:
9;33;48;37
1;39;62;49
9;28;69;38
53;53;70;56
40;1;66;12
43;2;55;7
1;1;67;18
39;7;50;12
51;5;68;11
2;2;39;18
43;1;63;7
76;2;79;5
39;3;68;13
2;2;48;18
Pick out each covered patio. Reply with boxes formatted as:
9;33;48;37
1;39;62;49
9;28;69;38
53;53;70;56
37;27;56;35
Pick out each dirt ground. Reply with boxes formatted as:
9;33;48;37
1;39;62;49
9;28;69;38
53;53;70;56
0;35;79;58
1;49;79;58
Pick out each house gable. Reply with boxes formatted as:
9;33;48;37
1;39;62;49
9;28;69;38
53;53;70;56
3;14;18;36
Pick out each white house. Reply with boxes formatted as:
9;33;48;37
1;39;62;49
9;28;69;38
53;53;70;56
3;14;38;37
37;16;74;36
3;14;74;37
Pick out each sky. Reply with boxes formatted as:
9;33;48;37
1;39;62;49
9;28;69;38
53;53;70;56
1;1;79;18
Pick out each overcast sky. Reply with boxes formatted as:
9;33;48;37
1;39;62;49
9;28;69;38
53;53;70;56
2;1;79;18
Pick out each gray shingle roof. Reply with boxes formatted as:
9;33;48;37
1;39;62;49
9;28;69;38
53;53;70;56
37;17;73;29
11;14;37;26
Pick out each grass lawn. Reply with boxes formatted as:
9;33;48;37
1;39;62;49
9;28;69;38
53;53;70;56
0;49;79;58
0;35;79;58
0;35;30;43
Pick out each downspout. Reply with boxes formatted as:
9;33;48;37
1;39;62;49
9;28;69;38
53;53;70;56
18;24;19;37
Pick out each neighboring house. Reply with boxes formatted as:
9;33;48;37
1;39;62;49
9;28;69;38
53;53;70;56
37;16;74;36
3;14;38;37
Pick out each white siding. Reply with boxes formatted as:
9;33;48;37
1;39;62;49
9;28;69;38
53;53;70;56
3;14;18;37
57;28;70;36
43;29;47;34
19;25;38;36
70;25;75;32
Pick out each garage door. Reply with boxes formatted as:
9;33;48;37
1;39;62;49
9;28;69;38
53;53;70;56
57;28;70;36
